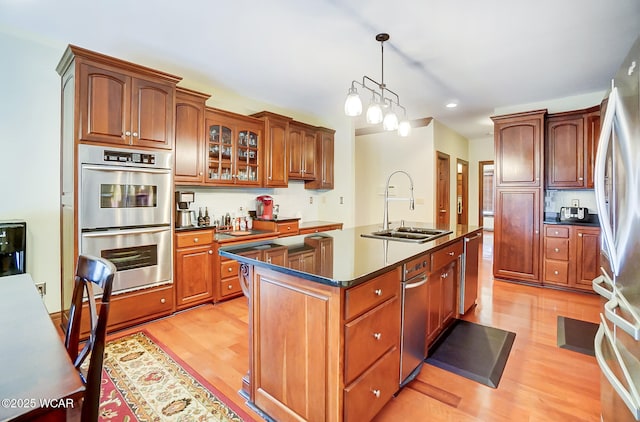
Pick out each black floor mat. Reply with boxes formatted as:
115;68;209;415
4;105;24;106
425;320;516;388
557;316;598;356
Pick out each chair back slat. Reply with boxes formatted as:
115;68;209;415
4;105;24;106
64;254;116;422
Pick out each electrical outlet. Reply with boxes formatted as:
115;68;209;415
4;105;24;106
35;282;46;297
571;199;580;207
309;196;313;204
340;196;344;205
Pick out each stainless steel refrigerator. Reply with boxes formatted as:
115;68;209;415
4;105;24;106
593;35;640;422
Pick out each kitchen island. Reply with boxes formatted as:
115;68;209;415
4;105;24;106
219;223;482;422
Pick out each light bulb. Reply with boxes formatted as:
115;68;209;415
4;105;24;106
344;87;362;116
383;110;398;131
398;119;411;137
366;102;383;124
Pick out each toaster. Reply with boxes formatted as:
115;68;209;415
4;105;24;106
559;207;588;222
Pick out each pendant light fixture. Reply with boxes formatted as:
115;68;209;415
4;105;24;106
344;33;410;137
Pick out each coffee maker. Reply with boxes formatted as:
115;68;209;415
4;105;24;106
256;195;274;220
175;191;197;228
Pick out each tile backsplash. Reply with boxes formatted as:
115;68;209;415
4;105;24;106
544;190;597;214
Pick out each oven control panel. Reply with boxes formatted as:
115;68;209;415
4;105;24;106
104;150;156;165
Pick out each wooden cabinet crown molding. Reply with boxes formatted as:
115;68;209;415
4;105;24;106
56;44;182;84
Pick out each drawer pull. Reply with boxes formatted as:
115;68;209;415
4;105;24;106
554;248;560;252
373;332;382;340
160;298;166;304
554;270;559;275
209;250;213;254
287;226;291;230
554;231;559;235
194;237;199;243
374;289;383;296
228;284;233;290
228;267;233;272
448;251;455;256
372;389;381;398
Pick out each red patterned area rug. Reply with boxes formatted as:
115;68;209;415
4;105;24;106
98;331;254;421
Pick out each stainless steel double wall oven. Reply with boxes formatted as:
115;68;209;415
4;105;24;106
78;144;173;294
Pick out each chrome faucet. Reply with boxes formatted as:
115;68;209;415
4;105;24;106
383;170;415;230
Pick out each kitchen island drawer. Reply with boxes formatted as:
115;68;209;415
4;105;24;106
432;240;463;272
343;346;400;422
176;230;214;248
545;238;569;260
344;296;400;385
344;268;400;320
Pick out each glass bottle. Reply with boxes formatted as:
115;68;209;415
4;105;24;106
204;207;211;226
198;208;205;226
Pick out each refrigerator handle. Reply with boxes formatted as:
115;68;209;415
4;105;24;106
604;293;640;340
595;317;640;420
594;85;619;275
592;273;613;300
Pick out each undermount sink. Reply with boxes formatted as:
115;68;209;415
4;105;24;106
361;227;453;243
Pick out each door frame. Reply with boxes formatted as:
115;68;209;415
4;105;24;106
456;158;469;226
478;160;494;227
436;151;450;226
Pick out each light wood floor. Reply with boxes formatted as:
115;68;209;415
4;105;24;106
111;231;602;421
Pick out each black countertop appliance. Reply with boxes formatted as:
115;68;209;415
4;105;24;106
0;221;26;277
559;206;589;223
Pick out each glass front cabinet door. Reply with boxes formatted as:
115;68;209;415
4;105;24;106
205;110;262;187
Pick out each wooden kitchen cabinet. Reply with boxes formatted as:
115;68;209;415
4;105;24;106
205;108;263;186
543;224;600;291
174;87;210;184
493;189;542;284
305;127;335;190
492;109;546;187
251;111;291;188
426;241;462;349
492;109;545;285
174;230;214;310
287;247;316;272
247;265;401;422
546;106;600;189
75;57;178;149
288;121;317;180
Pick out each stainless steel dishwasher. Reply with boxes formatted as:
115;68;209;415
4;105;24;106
459;231;482;314
399;253;429;387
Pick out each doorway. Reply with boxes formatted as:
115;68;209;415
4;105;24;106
436;151;450;226
456;159;469;225
479;161;495;230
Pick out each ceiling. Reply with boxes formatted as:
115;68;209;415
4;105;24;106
1;0;639;139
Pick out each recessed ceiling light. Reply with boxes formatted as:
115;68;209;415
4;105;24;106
446;102;458;108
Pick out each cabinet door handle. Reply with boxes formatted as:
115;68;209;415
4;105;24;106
208;250;213;254
578;233;583;237
554;270;559;275
374;289;383;296
125;130;131;136
266;257;272;263
554;248;560;252
578;177;584;181
268;176;272;180
132;132;138;137
448;251;455;256
373;332;382;340
372;389;381;398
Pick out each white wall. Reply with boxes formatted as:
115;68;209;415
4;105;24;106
0;28;356;312
354;123;436;228
468;135;494;227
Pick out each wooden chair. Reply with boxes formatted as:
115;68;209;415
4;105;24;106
64;254;116;422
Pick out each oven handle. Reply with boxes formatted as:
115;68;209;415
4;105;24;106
82;226;171;237
82;164;171;175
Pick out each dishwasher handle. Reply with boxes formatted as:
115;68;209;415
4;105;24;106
404;273;428;289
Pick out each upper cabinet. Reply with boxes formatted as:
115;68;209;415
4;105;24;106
56;45;181;150
288;121;317;180
492;110;546;187
546;106;600;189
174;87;210;184
205;108;263;187
251;111;291;188
305;127;335;190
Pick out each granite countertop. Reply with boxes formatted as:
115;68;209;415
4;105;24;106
543;212;600;227
219;223;482;289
